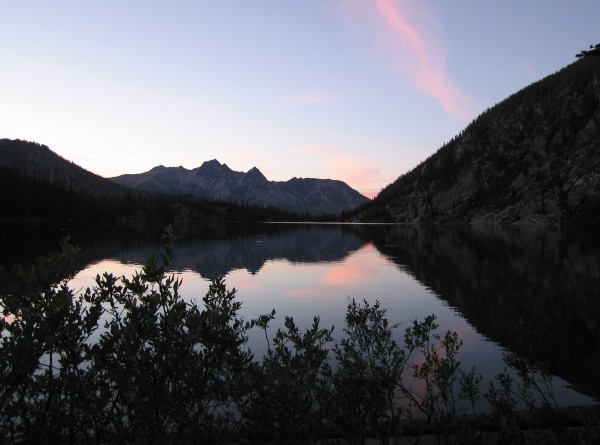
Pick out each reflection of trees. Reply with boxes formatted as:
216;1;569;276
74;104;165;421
9;237;591;443
5;221;599;403
357;224;600;401
169;230;363;278
111;224;365;279
0;223;165;269
1;223;365;279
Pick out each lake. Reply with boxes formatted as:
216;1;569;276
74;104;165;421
2;221;599;407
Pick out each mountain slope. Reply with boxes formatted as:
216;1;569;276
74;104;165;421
352;56;600;225
0;139;126;197
0;139;305;223
111;161;369;215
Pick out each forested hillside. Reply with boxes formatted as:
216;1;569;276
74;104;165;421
0;139;307;223
350;55;600;225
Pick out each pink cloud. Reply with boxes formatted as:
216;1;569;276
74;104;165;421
322;155;381;189
287;142;383;196
338;0;473;118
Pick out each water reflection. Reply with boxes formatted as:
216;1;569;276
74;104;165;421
353;224;600;401
2;222;599;404
112;224;365;278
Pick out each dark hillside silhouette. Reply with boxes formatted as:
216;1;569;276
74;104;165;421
0;139;125;197
348;55;600;225
0;139;308;223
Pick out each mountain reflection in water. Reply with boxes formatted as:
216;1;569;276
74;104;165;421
111;224;365;278
2;222;599;403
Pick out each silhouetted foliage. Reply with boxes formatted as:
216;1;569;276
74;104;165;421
576;43;600;58
2;231;600;444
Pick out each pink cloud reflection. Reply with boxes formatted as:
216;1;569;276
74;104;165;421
2;313;16;324
286;244;379;298
286;288;344;299
323;248;379;288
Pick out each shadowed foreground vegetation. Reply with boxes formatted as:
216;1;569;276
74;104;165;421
1;229;599;444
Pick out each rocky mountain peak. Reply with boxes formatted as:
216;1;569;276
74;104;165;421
196;159;233;177
199;159;224;169
111;159;368;215
246;166;268;182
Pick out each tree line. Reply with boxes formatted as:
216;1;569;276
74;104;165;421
0;166;309;224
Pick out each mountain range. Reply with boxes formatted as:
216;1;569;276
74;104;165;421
0;139;367;220
2;52;600;225
350;55;600;225
110;162;368;216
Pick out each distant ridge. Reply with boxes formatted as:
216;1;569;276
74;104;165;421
351;56;600;225
111;161;369;216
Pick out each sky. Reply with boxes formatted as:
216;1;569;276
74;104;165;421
1;1;598;198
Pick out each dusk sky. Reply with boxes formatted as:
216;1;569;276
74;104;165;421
1;1;598;198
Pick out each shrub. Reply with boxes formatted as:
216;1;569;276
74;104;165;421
2;228;599;444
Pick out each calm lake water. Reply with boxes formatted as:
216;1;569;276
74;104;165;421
2;222;599;407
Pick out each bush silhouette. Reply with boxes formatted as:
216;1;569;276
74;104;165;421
2;228;599;444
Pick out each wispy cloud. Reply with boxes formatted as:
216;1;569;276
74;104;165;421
288;92;342;105
336;0;473;118
288;143;382;196
322;155;381;190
